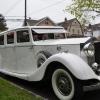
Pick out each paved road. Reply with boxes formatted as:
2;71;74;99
0;73;100;100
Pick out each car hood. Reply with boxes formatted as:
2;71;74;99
33;37;91;45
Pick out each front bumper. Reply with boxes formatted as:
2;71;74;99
83;76;100;92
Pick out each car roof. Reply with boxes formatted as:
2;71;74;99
0;26;68;35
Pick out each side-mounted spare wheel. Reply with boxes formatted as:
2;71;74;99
37;51;51;67
51;68;83;100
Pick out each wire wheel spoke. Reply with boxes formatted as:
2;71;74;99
56;73;72;96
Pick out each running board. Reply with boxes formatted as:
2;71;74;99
84;83;100;91
0;69;29;80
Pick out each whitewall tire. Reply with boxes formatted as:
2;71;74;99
51;68;82;100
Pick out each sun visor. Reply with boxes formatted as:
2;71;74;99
32;27;67;34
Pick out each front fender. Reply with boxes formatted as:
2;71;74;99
47;53;98;80
28;52;98;81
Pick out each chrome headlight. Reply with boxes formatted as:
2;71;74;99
83;43;95;57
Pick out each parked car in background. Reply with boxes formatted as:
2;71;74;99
0;26;100;100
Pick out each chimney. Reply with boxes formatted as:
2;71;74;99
65;17;67;22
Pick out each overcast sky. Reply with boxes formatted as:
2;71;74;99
0;0;100;29
0;0;75;28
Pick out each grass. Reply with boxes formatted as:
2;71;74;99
0;77;43;100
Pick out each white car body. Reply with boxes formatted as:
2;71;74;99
0;26;99;81
0;26;100;99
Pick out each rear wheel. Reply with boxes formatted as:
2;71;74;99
51;68;83;100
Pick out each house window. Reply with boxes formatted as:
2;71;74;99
7;32;14;44
68;28;70;32
72;29;75;34
45;21;48;25
0;35;4;45
16;30;30;43
78;30;80;34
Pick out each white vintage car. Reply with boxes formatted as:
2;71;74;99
0;26;100;100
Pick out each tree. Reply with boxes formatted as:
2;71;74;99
0;14;8;32
66;0;100;25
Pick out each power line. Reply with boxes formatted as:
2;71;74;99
5;16;30;20
5;0;66;21
4;0;23;15
5;16;25;22
5;16;24;18
6;19;24;22
30;0;66;16
5;0;67;23
5;15;30;22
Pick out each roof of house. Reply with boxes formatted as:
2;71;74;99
87;23;100;31
26;17;56;26
58;18;77;28
26;19;38;26
92;23;100;30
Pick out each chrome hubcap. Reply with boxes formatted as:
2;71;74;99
56;73;72;96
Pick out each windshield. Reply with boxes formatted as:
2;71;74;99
32;30;66;41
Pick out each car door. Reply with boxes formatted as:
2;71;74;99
15;29;36;74
3;31;17;72
0;34;5;69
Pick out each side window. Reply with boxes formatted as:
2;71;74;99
0;35;4;45
55;33;65;39
7;32;14;44
16;30;30;43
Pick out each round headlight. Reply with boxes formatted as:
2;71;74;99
83;43;95;57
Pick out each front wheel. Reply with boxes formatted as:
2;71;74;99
51;69;83;100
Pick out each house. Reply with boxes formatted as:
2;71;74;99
58;18;83;37
93;24;100;40
24;17;83;38
26;17;56;26
85;24;100;40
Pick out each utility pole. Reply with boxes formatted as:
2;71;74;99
24;0;27;26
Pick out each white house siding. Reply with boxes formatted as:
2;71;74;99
93;30;100;38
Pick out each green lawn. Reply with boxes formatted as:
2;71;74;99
0;77;43;100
